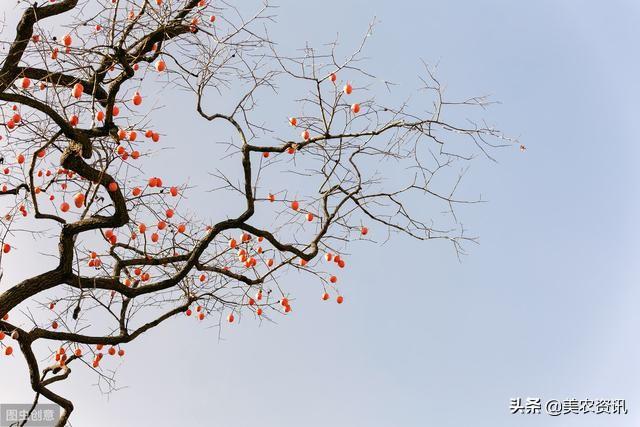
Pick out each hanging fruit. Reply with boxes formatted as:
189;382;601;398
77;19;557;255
72;82;83;99
132;91;142;106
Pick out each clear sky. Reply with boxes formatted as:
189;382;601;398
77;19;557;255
1;1;640;426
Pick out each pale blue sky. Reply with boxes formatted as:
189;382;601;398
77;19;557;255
1;1;640;426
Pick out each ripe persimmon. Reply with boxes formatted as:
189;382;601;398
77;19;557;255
289;117;297;127
155;60;166;72
291;200;299;211
351;103;360;114
72;82;83;99
73;193;85;208
336;295;344;304
343;83;352;95
132;91;142;106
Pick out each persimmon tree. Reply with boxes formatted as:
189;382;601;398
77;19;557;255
0;0;515;425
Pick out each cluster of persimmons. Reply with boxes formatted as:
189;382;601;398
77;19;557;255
0;17;370;363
